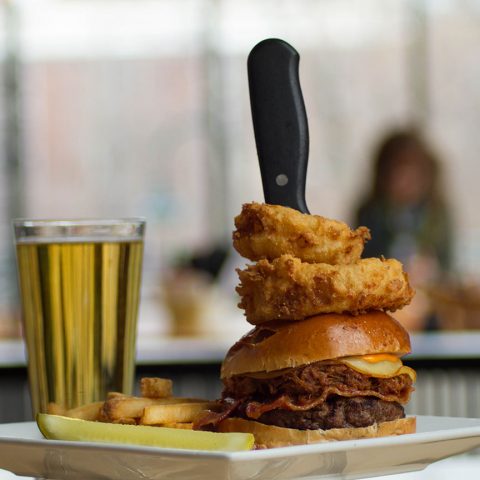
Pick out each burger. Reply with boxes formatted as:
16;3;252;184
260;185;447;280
195;312;416;448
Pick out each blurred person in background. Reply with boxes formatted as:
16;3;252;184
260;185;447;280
355;129;453;331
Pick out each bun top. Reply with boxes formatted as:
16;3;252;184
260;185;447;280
221;312;411;378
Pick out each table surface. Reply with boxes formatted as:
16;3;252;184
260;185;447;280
1;331;480;368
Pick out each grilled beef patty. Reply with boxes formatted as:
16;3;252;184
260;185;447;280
195;362;412;431
239;396;405;430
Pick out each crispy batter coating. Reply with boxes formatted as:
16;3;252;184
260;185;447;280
233;203;371;264
237;255;414;324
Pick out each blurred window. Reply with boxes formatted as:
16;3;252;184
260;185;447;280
1;0;480;333
7;0;213;331
427;0;480;276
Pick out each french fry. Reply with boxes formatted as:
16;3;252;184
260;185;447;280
162;423;194;430
111;417;137;425
107;392;126;399
140;378;173;398
48;377;216;435
140;402;214;425
47;402;66;416
101;396;164;421
65;401;103;421
100;395;203;421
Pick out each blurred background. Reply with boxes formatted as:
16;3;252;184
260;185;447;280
2;0;480;448
2;0;480;338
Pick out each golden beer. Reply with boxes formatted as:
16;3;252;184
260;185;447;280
14;220;144;415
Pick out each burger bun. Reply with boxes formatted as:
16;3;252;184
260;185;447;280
218;417;416;449
221;312;411;378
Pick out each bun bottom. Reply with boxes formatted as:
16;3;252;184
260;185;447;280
217;417;416;449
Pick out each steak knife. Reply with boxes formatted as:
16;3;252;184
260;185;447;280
248;38;310;214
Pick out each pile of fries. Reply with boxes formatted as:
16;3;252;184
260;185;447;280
47;378;214;429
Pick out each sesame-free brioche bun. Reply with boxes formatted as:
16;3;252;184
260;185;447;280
221;312;411;378
217;416;416;449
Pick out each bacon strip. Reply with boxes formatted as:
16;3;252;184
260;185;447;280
192;399;239;431
223;363;414;404
244;384;413;420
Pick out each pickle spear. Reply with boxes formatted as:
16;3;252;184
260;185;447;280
37;413;254;452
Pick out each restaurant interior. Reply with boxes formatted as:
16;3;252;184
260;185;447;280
1;0;480;478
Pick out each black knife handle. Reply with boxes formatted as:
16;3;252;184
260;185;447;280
248;38;309;213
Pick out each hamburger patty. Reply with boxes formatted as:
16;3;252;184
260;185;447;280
195;362;413;432
223;362;414;405
243;396;405;430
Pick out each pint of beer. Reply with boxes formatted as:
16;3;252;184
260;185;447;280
14;219;145;416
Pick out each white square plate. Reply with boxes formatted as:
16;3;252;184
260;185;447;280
0;416;479;480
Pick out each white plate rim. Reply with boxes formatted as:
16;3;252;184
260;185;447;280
1;415;480;461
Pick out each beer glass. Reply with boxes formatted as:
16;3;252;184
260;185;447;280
13;219;145;416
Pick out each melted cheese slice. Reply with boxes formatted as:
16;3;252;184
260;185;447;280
340;354;416;382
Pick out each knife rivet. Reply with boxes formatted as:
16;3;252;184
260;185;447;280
276;174;288;186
